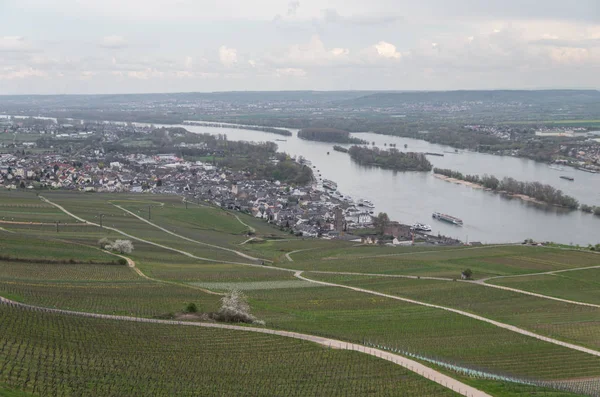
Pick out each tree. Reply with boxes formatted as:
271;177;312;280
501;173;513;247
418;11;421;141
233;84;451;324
184;303;198;313
213;289;263;324
98;237;111;249
107;239;134;254
373;212;390;236
462;269;473;280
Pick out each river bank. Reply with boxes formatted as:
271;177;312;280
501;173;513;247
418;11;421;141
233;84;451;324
433;174;573;208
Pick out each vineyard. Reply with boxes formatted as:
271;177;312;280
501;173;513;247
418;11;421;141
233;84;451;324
1;190;600;395
0;304;456;396
491;268;600;305
306;273;600;350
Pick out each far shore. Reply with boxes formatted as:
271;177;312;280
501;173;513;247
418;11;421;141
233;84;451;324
433;174;558;207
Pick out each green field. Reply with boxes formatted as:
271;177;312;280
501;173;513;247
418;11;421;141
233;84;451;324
306;273;600;350
491;267;600;305
249;285;600;381
281;246;600;279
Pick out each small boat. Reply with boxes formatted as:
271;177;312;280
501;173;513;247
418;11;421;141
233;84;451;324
432;212;463;226
425;152;445;157
560;176;575;181
357;199;375;209
275;139;287;142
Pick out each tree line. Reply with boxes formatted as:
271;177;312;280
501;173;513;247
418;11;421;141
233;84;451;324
298;128;367;144
433;168;580;209
349;146;433;172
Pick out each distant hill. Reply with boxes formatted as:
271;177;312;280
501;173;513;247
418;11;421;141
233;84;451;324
338;90;600;107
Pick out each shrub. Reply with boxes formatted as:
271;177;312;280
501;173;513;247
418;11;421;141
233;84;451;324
461;269;473;280
184;303;198;313
117;258;128;266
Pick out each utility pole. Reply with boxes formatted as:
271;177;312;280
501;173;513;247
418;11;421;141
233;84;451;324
185;200;188;210
99;214;104;228
148;205;151;220
55;221;59;233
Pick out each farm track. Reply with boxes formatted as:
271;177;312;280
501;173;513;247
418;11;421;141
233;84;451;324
285;249;316;262
112;204;270;263
295;271;600;358
0;295;490;397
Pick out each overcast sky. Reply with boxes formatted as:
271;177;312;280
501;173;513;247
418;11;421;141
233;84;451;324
1;0;599;94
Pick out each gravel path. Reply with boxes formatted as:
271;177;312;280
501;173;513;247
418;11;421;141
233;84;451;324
285;249;316;262
0;295;489;397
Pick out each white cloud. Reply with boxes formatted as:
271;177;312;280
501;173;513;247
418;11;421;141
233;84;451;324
219;46;238;67
374;41;402;59
127;68;164;79
100;35;127;49
269;35;350;66
276;67;306;77
0;66;47;80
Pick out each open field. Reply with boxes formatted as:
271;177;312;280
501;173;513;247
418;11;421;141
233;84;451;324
306;274;600;350
490;268;600;305
0;304;456;397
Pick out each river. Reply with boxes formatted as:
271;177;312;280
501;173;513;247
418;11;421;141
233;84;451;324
4;115;599;245
178;124;600;245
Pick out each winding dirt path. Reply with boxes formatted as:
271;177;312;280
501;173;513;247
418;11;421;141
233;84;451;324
285;248;315;262
0;296;489;397
295;271;600;358
233;214;256;233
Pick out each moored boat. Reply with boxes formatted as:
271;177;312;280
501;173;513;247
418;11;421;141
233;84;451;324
560;176;574;181
432;212;463;226
323;179;338;190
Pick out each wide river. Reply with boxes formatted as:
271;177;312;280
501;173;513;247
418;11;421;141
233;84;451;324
3;115;599;245
178;123;600;245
